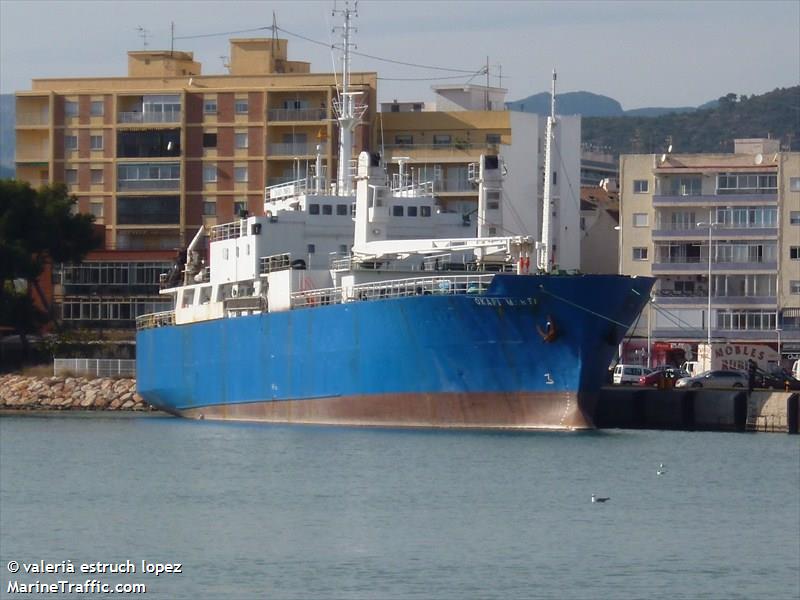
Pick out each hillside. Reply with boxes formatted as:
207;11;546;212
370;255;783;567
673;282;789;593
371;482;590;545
506;90;702;118
582;87;800;154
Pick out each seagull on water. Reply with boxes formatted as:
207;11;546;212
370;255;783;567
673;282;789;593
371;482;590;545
657;463;666;476
591;494;610;503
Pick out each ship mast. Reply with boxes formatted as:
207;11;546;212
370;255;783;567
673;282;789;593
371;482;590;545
538;69;557;273
333;1;366;196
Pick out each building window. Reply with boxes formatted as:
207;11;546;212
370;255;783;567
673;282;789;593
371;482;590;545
336;204;348;216
790;177;800;192
339;244;348;255
390;104;400;113
407;206;418;217
633;179;649;193
235;99;248;114
234;167;248;182
791;246;800;260
65;169;77;184
202;133;217;148
486;133;501;144
204;99;217;114
307;244;316;254
90;169;103;184
235;133;248;149
64;101;78;117
90;135;103;150
412;103;423;112
394;134;413;146
322;204;332;215
790;211;800;225
717;172;777;195
392;205;404;216
203;164;217;183
90;201;104;218
90;101;104;117
633;213;649;227
420;206;431;217
234;201;246;216
203;200;216;216
633;247;648;261
487;201;500;210
64;135;77;150
433;134;451;146
308;203;320;215
790;281;800;295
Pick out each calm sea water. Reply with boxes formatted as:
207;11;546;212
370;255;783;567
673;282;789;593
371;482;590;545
1;414;798;600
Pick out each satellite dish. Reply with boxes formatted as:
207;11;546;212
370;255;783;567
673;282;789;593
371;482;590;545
660;153;667;163
754;153;763;165
667;144;673;153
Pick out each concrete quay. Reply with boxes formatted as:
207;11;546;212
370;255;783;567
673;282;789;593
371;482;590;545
595;386;800;434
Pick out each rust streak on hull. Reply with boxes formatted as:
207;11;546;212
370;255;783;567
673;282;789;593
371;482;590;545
177;392;597;430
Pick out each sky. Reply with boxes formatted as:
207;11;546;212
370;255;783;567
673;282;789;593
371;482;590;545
1;0;798;109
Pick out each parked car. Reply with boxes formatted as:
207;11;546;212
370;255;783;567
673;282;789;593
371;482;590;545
754;367;800;391
613;364;651;385
639;366;690;388
674;370;748;389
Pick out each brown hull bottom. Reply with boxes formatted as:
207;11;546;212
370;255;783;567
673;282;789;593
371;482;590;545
177;391;598;431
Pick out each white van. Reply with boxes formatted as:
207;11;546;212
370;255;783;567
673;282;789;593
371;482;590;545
613;364;651;385
793;359;800;381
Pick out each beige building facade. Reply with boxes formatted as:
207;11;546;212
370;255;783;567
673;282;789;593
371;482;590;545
15;38;376;251
618;139;800;367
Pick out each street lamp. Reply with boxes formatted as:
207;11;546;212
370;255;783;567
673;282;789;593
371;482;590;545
696;214;719;349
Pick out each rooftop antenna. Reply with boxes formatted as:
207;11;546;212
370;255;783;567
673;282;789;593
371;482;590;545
136;26;150;50
219;55;230;73
332;0;366;196
485;56;490;110
170;21;174;55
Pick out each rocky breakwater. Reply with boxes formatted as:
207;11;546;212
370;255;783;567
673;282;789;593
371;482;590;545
0;374;154;412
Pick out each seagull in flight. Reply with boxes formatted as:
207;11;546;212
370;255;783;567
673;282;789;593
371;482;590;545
591;494;610;503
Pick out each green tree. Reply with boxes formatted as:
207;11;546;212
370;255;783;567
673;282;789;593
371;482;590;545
0;180;99;346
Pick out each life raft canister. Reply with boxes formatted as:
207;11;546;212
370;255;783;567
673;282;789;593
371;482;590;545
537;314;558;342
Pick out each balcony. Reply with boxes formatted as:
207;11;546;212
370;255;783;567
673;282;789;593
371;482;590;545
118;110;181;124
268;142;327;157
654;290;777;306
382;143;493;161
267;108;327;122
433;178;476;194
652;226;778;239
652;192;777;206
117;179;180;192
652;259;777;273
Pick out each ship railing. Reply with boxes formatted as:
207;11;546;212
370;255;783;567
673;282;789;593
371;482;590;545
209;221;243;242
290;287;343;309
348;274;494;302
260;253;292;274
135;310;176;331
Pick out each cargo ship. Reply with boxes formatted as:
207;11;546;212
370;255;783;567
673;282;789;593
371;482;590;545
136;148;653;429
134;9;654;429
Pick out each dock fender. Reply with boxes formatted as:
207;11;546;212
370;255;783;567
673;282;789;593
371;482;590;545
537;314;558;342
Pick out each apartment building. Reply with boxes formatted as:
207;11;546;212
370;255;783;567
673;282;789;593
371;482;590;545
618;139;800;367
380;85;583;270
14;38;376;329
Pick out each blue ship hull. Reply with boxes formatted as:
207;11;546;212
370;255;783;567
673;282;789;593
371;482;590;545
136;274;654;429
